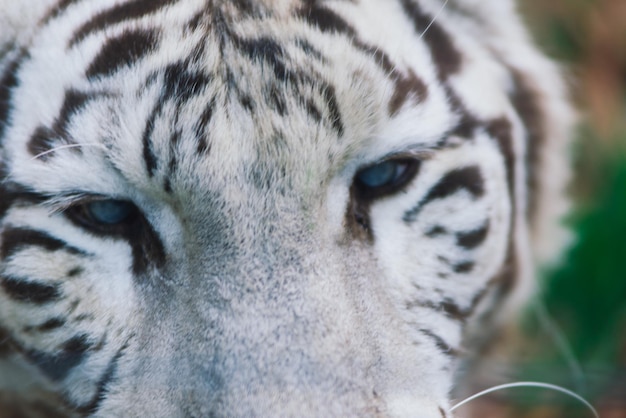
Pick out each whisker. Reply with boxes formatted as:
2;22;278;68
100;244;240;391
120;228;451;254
419;0;449;40
30;143;107;161
449;381;599;418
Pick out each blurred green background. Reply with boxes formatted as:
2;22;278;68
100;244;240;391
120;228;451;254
464;1;626;417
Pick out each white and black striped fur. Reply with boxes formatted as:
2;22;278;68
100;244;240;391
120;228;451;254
0;0;573;416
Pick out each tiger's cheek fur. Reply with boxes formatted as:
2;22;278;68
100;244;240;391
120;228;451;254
0;0;573;416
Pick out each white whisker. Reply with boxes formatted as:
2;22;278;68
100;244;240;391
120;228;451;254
30;143;106;160
419;0;449;40
449;381;599;418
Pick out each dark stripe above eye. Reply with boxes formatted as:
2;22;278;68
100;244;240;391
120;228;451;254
0;227;86;260
86;29;160;79
403;166;485;222
69;0;180;46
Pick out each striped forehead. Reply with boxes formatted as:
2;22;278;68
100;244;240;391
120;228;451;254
6;0;484;197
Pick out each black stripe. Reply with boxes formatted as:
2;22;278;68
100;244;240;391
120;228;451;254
419;294;482;323
1;227;86;260
453;261;474;274
352;39;429;115
40;0;82;24
400;0;462;80
36;317;67;332
67;266;84;277
456;222;489;250
1;276;62;304
269;85;287;115
162;61;212;101
86;29;160;79
294;38;325;62
25;334;92;382
186;11;205;32
425;225;447;238
23;317;67;333
510;71;544;221
388;69;429;116
419;329;458;357
304;97;322;122
27;125;58;161
141;57;214;176
447;86;480;139
79;343;127;415
230;0;262;17
0;50;28;143
320;84;344;137
141;58;214;176
489;242;518;302
485;117;518;301
27;90;105;160
486;117;515;197
236;37;286;80
142;106;160;176
194;102;214;155
420;287;494;323
299;1;357;35
69;0;180;46
56;90;104;133
0;181;47;221
403;166;485;222
164;130;181;192
116;216;166;276
299;3;428;117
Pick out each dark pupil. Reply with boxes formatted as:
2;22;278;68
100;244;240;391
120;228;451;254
86;200;134;225
356;161;398;188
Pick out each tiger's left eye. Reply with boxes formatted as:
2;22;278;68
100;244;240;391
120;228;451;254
354;158;420;199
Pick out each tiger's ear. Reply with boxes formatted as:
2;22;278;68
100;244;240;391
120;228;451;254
0;0;59;51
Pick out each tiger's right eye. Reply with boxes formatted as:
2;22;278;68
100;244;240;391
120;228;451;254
84;200;135;225
66;199;139;232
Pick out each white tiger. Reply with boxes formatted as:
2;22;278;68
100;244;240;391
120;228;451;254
0;0;573;416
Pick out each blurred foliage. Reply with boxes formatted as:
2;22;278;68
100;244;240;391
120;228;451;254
519;0;626;416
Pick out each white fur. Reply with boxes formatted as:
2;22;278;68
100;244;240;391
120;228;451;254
0;1;573;416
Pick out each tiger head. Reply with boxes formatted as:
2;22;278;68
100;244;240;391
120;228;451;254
0;0;573;416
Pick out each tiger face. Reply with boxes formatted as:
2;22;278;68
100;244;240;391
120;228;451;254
0;0;572;416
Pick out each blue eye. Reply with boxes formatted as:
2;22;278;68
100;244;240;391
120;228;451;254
84;199;135;225
356;160;401;188
354;158;420;199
